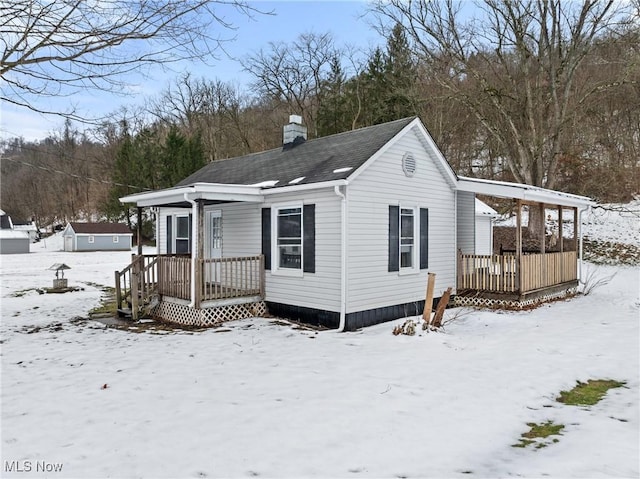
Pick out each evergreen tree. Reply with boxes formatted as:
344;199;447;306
317;23;419;133
103;121;137;225
317;56;351;136
103;124;204;228
383;23;418;120
361;47;389;125
161;127;206;186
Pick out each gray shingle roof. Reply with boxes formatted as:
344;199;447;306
177;117;416;188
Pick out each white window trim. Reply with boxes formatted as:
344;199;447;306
175;214;190;254
271;202;304;277
88;235;95;244
208;209;223;257
398;205;419;275
113;235;119;243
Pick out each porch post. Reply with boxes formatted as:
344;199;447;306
194;199;204;307
136;207;143;256
539;203;546;254
558;205;564;253
516;200;522;292
574;206;580;282
573;207;578;253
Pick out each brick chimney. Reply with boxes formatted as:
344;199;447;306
283;114;307;147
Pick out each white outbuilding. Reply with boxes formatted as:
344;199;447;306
475;199;499;256
0;210;30;254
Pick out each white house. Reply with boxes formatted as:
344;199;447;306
118;116;593;330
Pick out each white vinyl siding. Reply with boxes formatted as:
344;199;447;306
346;126;457;313
157;198;341;312
475;216;493;256
215;203;260;257
456;191;475;254
158;204;261;257
264;189;341;312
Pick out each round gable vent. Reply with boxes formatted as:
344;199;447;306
402;152;416;177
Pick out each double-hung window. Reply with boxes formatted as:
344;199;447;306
262;204;315;275
389;205;429;273
175;215;190;254
400;208;416;268
276;207;302;270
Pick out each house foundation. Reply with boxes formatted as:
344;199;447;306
454;283;578;310
153;298;267;327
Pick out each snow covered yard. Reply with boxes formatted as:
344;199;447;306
1;234;639;478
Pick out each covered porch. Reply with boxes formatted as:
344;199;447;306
116;183;267;325
455;177;594;307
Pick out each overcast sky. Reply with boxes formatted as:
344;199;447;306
0;1;382;142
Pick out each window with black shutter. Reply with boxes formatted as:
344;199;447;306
270;203;315;275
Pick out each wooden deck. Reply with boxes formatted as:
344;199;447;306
115;254;265;318
457;250;578;298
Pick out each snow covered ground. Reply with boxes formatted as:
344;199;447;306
1;214;639;478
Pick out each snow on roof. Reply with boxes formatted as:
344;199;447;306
458;176;594;208
475;199;499;217
13;223;38;232
250;180;279;188
0;229;29;239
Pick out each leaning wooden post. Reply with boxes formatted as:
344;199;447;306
431;287;452;328
422;272;436;324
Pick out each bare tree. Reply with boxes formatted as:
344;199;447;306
371;0;635;234
148;74;254;161
243;32;341;137
1;0;263;121
371;0;633;190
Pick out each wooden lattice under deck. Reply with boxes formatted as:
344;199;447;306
454;286;577;310
152;299;267;327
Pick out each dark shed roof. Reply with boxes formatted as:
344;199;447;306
177;117;416;188
69;222;132;234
